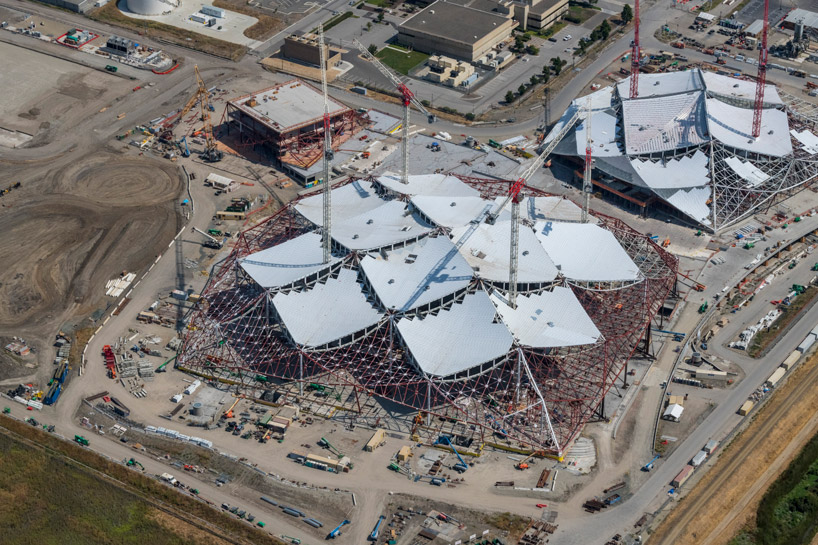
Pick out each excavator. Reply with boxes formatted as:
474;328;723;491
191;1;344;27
126;458;145;470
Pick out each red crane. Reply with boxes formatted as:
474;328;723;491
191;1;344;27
630;0;640;98
752;0;769;138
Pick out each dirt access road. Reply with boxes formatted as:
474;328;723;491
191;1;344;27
649;348;818;545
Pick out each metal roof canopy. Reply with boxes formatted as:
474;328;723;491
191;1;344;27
574;109;622;157
228;79;350;133
452;220;559;284
397;291;513;377
622;92;709;154
654;185;712;226
491;287;601;348
331;200;434;252
512;196;588;223
630;150;710;190
360;236;473;312
240;232;342;289
376;173;481;198
706;98;793;157
617;70;704;100
534;222;641;282
411;195;505;228
272;268;383;348
790;129;818;154
702;71;782;105
295;180;386;226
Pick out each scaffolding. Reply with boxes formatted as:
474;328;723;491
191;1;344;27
178;176;676;456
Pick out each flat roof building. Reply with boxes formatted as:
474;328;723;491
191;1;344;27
397;0;518;61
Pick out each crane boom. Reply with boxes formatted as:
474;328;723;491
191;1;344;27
319;25;333;263
752;0;769;138
353;40;435;185
582;96;592;223
630;0;640;98
195;66;222;162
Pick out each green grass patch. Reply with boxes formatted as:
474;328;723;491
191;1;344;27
88;1;247;61
748;285;818;357
365;0;391;7
566;5;600;24
375;46;429;75
728;427;818;545
0;416;280;545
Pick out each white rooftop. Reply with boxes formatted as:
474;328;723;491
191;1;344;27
658;185;712;226
376;173;481;198
702;71;782;105
791;129;818;154
397;291;513;377
360;236;473;312
239;232;341;289
534;222;641;282
491;287;601;348
575;110;622;157
295;180;386;226
231;80;348;131
516;196;588;223
724;156;769;187
411;195;499;228
453;220;559;284
272;268;383;348
630;151;710;190
617;70;704;99
706;99;793;157
622;92;709;154
331;201;434;252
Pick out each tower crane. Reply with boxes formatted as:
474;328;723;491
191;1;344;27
319;25;333;263
751;0;769;138
353;40;436;185
485;109;581;308
582;96;592;223
630;0;640;98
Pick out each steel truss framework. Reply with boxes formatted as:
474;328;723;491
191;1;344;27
179;177;677;456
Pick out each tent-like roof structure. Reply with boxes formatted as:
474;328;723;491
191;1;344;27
551;68;818;231
240;232;341;289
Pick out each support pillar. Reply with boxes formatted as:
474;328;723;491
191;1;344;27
299;352;304;396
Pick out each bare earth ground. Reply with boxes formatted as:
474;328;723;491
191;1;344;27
649;350;818;545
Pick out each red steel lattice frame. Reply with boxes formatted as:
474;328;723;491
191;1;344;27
179;177;677;455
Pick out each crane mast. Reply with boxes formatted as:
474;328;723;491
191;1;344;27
319;25;333;263
630;0;640;98
582;97;592;223
353;40;435;184
752;0;769;138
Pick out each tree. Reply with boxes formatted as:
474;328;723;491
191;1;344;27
621;3;633;24
518;83;527;95
505;90;515;103
599;19;611;40
550;57;563;76
526;45;539;56
368;44;378;55
541;69;550;84
377;11;384;22
530;75;539;86
465;112;475;121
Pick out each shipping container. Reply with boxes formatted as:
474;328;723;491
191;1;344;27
671;465;694;488
782;350;800;370
691;450;708;467
365;428;386;452
704;439;719;455
797;334;815;353
216;211;246;220
738;400;754;416
766;367;786;387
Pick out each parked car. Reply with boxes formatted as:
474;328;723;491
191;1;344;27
563;34;572;41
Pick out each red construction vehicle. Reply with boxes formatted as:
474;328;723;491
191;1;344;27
102;345;116;379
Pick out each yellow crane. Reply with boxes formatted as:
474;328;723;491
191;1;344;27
160;65;222;162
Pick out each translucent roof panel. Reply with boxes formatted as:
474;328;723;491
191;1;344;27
617;70;704;99
295;180;386;226
724;156;769;187
706;99;792;157
622;92;709;154
791;129;818;154
239;232;341;289
574;110;622;157
702;70;782;105
272;268;383;348
452;220;559;284
376;173;481;198
630;150;710;190
653;186;712;226
411;195;498;228
360;236;474;312
534;222;641;282
331;201;434;252
491;288;601;348
397;291;513;377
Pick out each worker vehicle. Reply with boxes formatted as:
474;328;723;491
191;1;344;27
536;503;548;508
281;536;299;544
327;519;350;539
2;407;9;414
74;435;90;446
105;65;117;72
641;454;660;471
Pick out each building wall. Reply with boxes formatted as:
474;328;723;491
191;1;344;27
527;0;568;30
397;18;516;61
283;35;342;67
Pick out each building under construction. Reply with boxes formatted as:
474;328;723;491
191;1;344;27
225;79;363;177
178;173;676;457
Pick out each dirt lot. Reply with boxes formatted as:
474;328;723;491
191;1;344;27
649;349;818;545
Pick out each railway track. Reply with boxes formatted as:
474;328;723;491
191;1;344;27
651;353;818;545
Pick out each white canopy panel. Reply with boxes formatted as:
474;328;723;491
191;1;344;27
534;222;641;282
575;110;622;157
706;99;793;157
331;201;434;251
617;70;704;99
452;220;559;284
491;288;601;348
376;173;480;198
702;70;782;105
791;129;818;155
516;196;588;223
659;186;712;226
272;268;383;348
295;180;386;226
360;236;474;312
622;92;709;154
411;195;499;228
239;232;341;289
724;156;770;187
630;150;710;190
397;291;513;377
